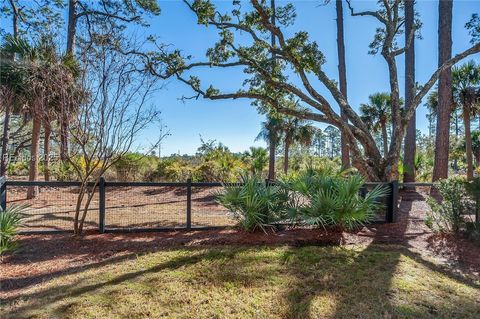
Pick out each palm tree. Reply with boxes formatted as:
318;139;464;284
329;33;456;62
452;61;480;180
280;117;315;174
247;146;268;176
1;36;80;198
360;93;391;158
256;115;283;180
0;36;29;176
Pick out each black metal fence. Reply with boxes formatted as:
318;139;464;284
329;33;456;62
0;177;400;234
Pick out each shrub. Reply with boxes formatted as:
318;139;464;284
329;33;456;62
426;177;473;233
6;161;29;176
148;158;193;182
283;170;389;230
215;174;288;232
51;161;78;181
111;153;158;181
0;205;24;255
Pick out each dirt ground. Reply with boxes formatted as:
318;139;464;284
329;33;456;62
1;190;479;301
8;185;235;231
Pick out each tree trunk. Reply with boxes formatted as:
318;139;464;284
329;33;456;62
1;102;11;176
381;123;389;159
60;111;69;161
27;115;41;199
66;0;77;56
268;139;276;180
336;0;350;169
475;149;480;168
453;110;459;171
403;0;416;183
61;0;77;161
8;0;19;39
464;102;474;180
268;0;276;181
0;2;19;176
43;122;51;181
284;140;290;174
432;0;453;182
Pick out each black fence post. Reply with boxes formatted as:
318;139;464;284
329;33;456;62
359;186;367;198
386;180;399;223
99;176;106;233
186;178;192;230
0;176;6;211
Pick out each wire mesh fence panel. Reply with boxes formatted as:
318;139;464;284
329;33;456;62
8;185;99;232
191;186;236;227
104;185;187;230
361;183;392;222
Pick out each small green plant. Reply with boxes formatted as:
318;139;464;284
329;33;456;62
426;177;473;233
285;171;389;230
0;205;25;255
465;177;480;227
215;174;288;232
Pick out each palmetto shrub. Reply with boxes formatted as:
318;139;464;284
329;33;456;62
217;169;388;232
215;174;288;232
0;205;24;255
283;170;389;230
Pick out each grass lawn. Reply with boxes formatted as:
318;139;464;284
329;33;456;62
3;245;479;319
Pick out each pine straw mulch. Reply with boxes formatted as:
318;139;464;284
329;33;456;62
1;190;479;299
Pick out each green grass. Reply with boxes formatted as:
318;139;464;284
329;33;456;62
3;245;479;319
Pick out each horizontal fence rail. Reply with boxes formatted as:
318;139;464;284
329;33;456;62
0;178;406;234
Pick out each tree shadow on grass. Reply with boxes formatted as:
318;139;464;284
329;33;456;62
281;197;480;319
2;248;241;319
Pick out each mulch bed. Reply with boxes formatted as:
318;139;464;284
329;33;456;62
1;191;479;299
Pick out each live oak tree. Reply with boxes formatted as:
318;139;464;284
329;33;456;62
139;0;480;181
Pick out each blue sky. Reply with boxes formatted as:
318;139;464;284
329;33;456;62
139;0;478;156
5;0;474;156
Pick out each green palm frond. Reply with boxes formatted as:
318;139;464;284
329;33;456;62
0;205;27;255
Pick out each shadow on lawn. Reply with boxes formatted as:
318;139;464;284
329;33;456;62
281;196;480;318
3;193;480;318
2;248;240;318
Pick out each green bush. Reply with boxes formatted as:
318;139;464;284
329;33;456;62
284;170;389;230
111;153;158;181
0;205;25;255
6;161;29;176
426;177;473;233
215;174;288;232
216;169;387;232
148;158;193;182
51;161;78;181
